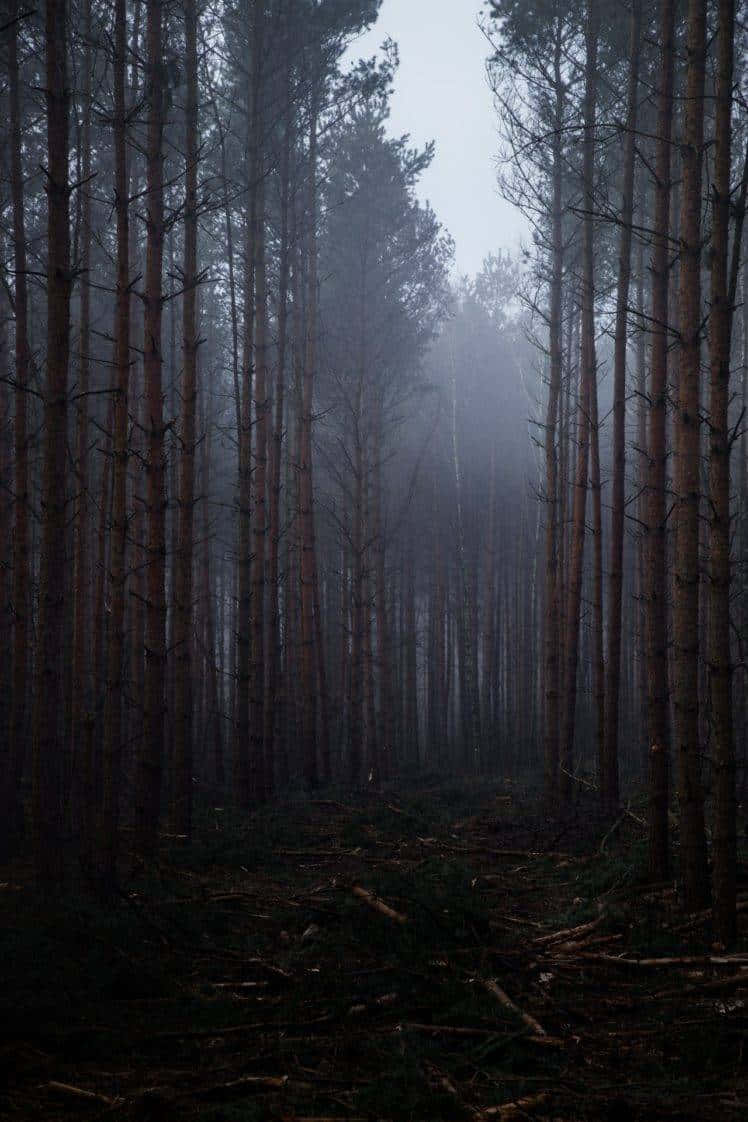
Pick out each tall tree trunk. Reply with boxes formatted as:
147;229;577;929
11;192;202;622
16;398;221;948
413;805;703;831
372;400;393;779
265;28;292;797
635;236;649;779
543;20;564;807
603;0;642;814
646;0;675;882
350;373;365;785
70;0;93;840
136;0;167;854
673;0;710;912
172;0;200;834
32;0;72;883
250;0;269;802
3;1;31;858
708;0;736;944
100;0;131;884
450;335;480;770
233;2;259;808
300;88;320;789
560;3;598;807
404;550;419;769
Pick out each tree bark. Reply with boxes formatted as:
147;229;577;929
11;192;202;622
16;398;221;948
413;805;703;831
3;1;31;858
708;0;736;945
136;0;167;854
645;0;675;882
543;20;564;807
70;0;93;841
603;0;642;815
100;0;132;884
32;0;72;883
300;87;320;789
560;1;598;807
673;0;710;912
172;0;200;834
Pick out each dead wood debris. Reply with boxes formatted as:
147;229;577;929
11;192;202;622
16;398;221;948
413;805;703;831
9;786;748;1122
352;884;408;924
41;1081;119;1106
482;978;548;1037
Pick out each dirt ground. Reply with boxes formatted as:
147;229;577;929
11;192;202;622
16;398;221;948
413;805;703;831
1;780;746;1120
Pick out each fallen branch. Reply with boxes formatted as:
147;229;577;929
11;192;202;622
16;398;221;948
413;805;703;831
352;885;408;924
670;898;748;935
581;952;748;969
42;1081;116;1106
533;915;604;947
481;1092;550;1119
150;1013;333;1040
655;970;748;998
483;978;548;1037
559;768;646;827
397;1023;494;1037
192;1074;290;1100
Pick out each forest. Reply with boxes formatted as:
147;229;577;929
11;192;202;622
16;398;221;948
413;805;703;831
0;0;747;1117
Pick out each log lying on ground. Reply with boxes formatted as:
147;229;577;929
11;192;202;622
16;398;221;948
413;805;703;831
352;885;408;924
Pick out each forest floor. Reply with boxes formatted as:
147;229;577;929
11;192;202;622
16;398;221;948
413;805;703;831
1;778;747;1121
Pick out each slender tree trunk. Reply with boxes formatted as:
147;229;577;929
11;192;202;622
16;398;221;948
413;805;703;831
404;550;419;769
482;445;497;743
673;0;710;912
560;3;598;807
136;0;167;854
646;0;675;882
300;89;320;789
350;372;365;785
450;335;480;770
70;0;94;838
543;22;564;806
100;0;131;884
265;33;292;798
709;0;736;945
32;0;72;883
372;400;393;779
603;0;642;814
172;0;200;834
635;237;649;779
3;2;31;858
233;3;259;808
250;0;269;802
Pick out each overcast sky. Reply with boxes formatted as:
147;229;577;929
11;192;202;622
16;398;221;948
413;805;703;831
343;0;527;278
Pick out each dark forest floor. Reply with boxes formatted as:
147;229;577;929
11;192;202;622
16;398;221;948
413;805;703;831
1;779;747;1121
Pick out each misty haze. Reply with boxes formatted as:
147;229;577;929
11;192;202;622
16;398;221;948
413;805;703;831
0;0;746;1118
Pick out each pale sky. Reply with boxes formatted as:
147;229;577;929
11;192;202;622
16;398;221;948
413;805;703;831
343;0;527;278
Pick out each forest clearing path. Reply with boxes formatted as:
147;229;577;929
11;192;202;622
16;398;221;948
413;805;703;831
1;780;746;1120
